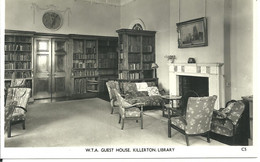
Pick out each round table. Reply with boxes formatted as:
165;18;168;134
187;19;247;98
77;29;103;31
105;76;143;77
161;95;182;117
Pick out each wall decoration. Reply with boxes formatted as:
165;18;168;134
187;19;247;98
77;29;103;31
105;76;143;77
177;17;208;48
31;3;71;28
42;11;63;30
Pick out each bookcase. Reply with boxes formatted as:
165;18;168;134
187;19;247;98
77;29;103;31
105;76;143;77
116;29;157;83
4;31;34;96
72;38;99;95
98;38;118;95
71;36;118;97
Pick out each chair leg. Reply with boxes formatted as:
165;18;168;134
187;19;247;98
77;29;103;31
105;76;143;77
168;120;171;138
121;119;124;130
118;115;121;124
185;134;189;146
207;132;211;143
111;107;114;114
22;120;26;130
8;122;11;138
136;120;138;123
141;118;143;129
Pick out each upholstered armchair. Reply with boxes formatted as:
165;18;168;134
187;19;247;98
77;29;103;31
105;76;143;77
168;95;217;146
5;88;31;137
211;100;245;145
106;80;120;114
114;89;144;130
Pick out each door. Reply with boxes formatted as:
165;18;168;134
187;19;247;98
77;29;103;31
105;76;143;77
34;37;68;99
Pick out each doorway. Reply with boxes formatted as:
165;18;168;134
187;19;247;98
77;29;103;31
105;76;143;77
33;37;69;101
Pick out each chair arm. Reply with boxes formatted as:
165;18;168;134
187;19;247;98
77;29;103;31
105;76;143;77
124;103;144;109
14;105;27;112
166;107;182;119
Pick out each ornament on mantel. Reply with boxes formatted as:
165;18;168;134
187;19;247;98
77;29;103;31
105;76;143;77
164;55;176;63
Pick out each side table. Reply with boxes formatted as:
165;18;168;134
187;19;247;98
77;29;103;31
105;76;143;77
161;95;182;118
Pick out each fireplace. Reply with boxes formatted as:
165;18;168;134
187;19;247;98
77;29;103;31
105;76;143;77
179;76;209;97
169;63;224;109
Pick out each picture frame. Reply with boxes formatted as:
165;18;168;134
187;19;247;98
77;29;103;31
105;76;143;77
177;17;208;48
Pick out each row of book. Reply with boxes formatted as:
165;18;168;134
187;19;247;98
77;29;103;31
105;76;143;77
143;63;152;70
5;71;31;79
143;54;154;62
99;69;117;75
98;52;117;59
74;78;87;94
143;45;153;53
86;47;96;54
5;44;31;51
73;60;97;69
5;80;32;89
5;62;31;69
128;54;141;62
5;36;31;43
118;72;128;80
98;59;117;68
72;69;98;77
5;53;31;61
129;63;141;70
72;70;85;77
129;45;141;53
73;53;96;60
129;72;140;80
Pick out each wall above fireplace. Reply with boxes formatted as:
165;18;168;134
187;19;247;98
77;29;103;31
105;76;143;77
169;63;224;109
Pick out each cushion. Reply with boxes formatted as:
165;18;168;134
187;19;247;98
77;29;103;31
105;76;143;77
125;107;141;117
222;102;235;114
147;86;160;96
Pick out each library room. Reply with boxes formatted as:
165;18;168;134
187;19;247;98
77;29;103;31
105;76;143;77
0;0;256;160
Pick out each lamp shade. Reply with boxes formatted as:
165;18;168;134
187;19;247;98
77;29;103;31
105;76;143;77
151;63;159;69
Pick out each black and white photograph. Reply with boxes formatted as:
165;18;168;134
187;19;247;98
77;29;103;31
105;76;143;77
0;0;259;161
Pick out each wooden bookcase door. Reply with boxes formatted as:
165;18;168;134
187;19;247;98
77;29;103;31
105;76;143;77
34;37;69;99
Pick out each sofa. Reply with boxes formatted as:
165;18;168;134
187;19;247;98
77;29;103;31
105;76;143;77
120;81;163;107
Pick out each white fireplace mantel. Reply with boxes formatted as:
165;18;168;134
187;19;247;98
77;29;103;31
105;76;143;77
169;63;224;109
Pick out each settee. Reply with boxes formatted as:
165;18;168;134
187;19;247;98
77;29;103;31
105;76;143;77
120;81;163;107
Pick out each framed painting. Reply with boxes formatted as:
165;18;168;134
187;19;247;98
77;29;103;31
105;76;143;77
177;17;208;48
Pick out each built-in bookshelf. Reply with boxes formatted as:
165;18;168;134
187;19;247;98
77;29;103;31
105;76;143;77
98;38;118;94
116;29;156;83
72;39;99;94
4;31;34;95
71;37;118;96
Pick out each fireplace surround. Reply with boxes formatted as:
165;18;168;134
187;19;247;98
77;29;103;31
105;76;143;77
169;63;224;109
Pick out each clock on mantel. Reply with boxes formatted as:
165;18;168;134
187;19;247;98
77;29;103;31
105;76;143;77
42;11;63;30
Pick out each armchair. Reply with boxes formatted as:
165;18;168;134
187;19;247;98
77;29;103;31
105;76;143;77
106;80;120;114
168;95;217;146
5;88;31;137
210;100;246;145
114;89;144;130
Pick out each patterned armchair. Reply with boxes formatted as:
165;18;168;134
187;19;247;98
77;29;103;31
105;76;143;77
5;88;31;137
106;80;121;114
168;95;217;146
211;100;245;145
114;89;144;130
